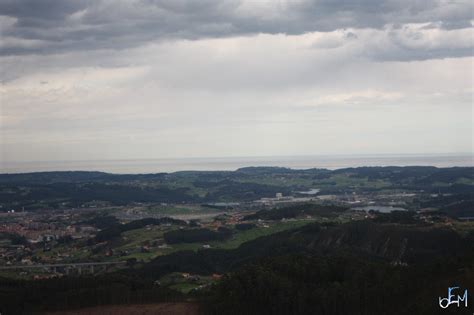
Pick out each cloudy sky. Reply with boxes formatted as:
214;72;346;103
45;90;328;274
0;0;473;163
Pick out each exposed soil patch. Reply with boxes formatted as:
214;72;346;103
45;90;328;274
45;302;201;315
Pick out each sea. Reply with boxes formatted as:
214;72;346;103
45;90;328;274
1;154;472;174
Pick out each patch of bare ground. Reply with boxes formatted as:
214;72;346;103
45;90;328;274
44;302;201;315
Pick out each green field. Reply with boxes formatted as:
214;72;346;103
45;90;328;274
211;220;316;250
98;219;321;262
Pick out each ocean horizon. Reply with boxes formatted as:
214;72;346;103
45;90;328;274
1;153;472;174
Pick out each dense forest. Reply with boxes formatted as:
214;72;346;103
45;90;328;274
0;219;472;314
94;217;186;242
163;227;233;244
244;204;347;220
0;274;184;314
206;253;473;315
134;220;473;279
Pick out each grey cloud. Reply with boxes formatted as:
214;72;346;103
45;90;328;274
366;25;474;61
0;0;472;57
368;44;473;62
0;0;89;20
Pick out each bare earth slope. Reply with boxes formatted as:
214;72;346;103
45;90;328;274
45;303;201;315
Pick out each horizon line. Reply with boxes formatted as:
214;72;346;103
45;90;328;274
2;152;473;164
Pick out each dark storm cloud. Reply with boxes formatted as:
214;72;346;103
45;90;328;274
0;0;89;20
0;0;472;58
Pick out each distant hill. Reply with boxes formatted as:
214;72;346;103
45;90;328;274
137;220;473;279
0;167;472;215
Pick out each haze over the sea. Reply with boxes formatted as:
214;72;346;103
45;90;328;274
1;154;472;174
